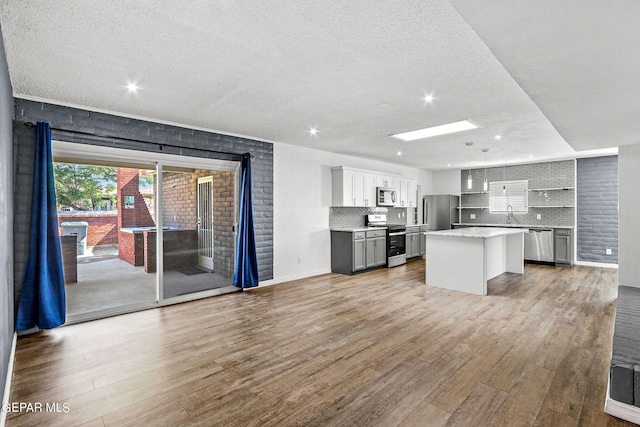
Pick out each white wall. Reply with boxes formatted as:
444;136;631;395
431;169;461;195
618;143;640;287
270;142;432;284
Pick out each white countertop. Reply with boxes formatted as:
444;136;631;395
330;226;387;232
453;223;574;229
426;227;525;239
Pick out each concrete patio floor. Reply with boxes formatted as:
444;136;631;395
66;246;234;317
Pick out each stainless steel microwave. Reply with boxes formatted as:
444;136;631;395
376;187;397;207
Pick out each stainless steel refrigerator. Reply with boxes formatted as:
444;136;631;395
423;195;459;230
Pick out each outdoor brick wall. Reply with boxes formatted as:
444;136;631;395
117;168;155;229
13;98;273;300
118;232;144;267
144;230;198;273
212;172;235;279
577;156;618;264
57;212;118;246
162;169;236;278
143;232;155;273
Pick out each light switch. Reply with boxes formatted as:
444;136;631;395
537;214;542;220
470;213;476;219
606;248;612;255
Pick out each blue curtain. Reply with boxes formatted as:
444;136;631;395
233;153;259;289
16;121;66;330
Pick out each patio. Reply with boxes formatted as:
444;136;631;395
66;245;233;317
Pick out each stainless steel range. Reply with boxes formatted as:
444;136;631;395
365;214;407;267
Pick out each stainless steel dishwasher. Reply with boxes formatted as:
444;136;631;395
524;228;554;262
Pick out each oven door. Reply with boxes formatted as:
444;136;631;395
388;231;406;256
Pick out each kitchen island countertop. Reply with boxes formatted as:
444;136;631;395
452;223;574;229
427;227;524;239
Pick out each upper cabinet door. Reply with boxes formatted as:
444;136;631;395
331;168;356;206
376;174;396;190
354;171;366;206
364;173;377;207
407;179;416;207
398;178;409;207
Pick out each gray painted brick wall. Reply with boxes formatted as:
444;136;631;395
459;160;575;227
13;98;273;301
577;156;618;264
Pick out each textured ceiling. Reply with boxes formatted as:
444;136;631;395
0;1;624;170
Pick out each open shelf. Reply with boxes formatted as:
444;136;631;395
528;187;575;191
528;205;575;208
460;191;488;195
457;206;488;209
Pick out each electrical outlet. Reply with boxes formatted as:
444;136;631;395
297;257;302;264
606;248;612;255
470;213;476;219
398;213;401;218
402;212;405;218
537;214;542;220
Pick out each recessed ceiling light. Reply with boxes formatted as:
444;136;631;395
308;126;318;136
447;163;451;167
423;93;434;104
126;82;139;93
494;135;502;140
397;150;402;156
391;120;478;142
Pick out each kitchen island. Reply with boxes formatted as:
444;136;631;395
425;227;524;296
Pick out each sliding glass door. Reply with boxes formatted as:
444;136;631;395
53;141;240;324
158;165;238;301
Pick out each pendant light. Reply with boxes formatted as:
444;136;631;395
465;142;473;190
482;148;489;192
502;165;506;195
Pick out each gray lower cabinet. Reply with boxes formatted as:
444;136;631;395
406;233;419;258
554;228;573;266
331;229;386;274
406;226;423;259
353;238;366;271
366;236;386;268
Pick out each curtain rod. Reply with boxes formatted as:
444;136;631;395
23;121;254;160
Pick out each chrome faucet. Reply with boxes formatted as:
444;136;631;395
506;204;513;224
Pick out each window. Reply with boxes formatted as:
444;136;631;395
490;180;528;213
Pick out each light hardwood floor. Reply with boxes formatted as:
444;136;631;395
6;260;635;426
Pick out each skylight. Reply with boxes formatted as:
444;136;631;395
391;120;478;142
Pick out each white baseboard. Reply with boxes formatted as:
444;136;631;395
259;269;332;288
604;376;640;424
1;332;17;427
575;260;618;269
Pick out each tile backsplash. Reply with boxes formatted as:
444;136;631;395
330;207;413;228
459;159;576;227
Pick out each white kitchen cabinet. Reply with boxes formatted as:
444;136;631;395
331;168;356;206
397;179;408;207
355;171;377;207
407;179;416;207
396;178;417;207
376;174;396;190
332;166;416;207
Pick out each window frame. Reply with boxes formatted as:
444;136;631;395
489;180;529;213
